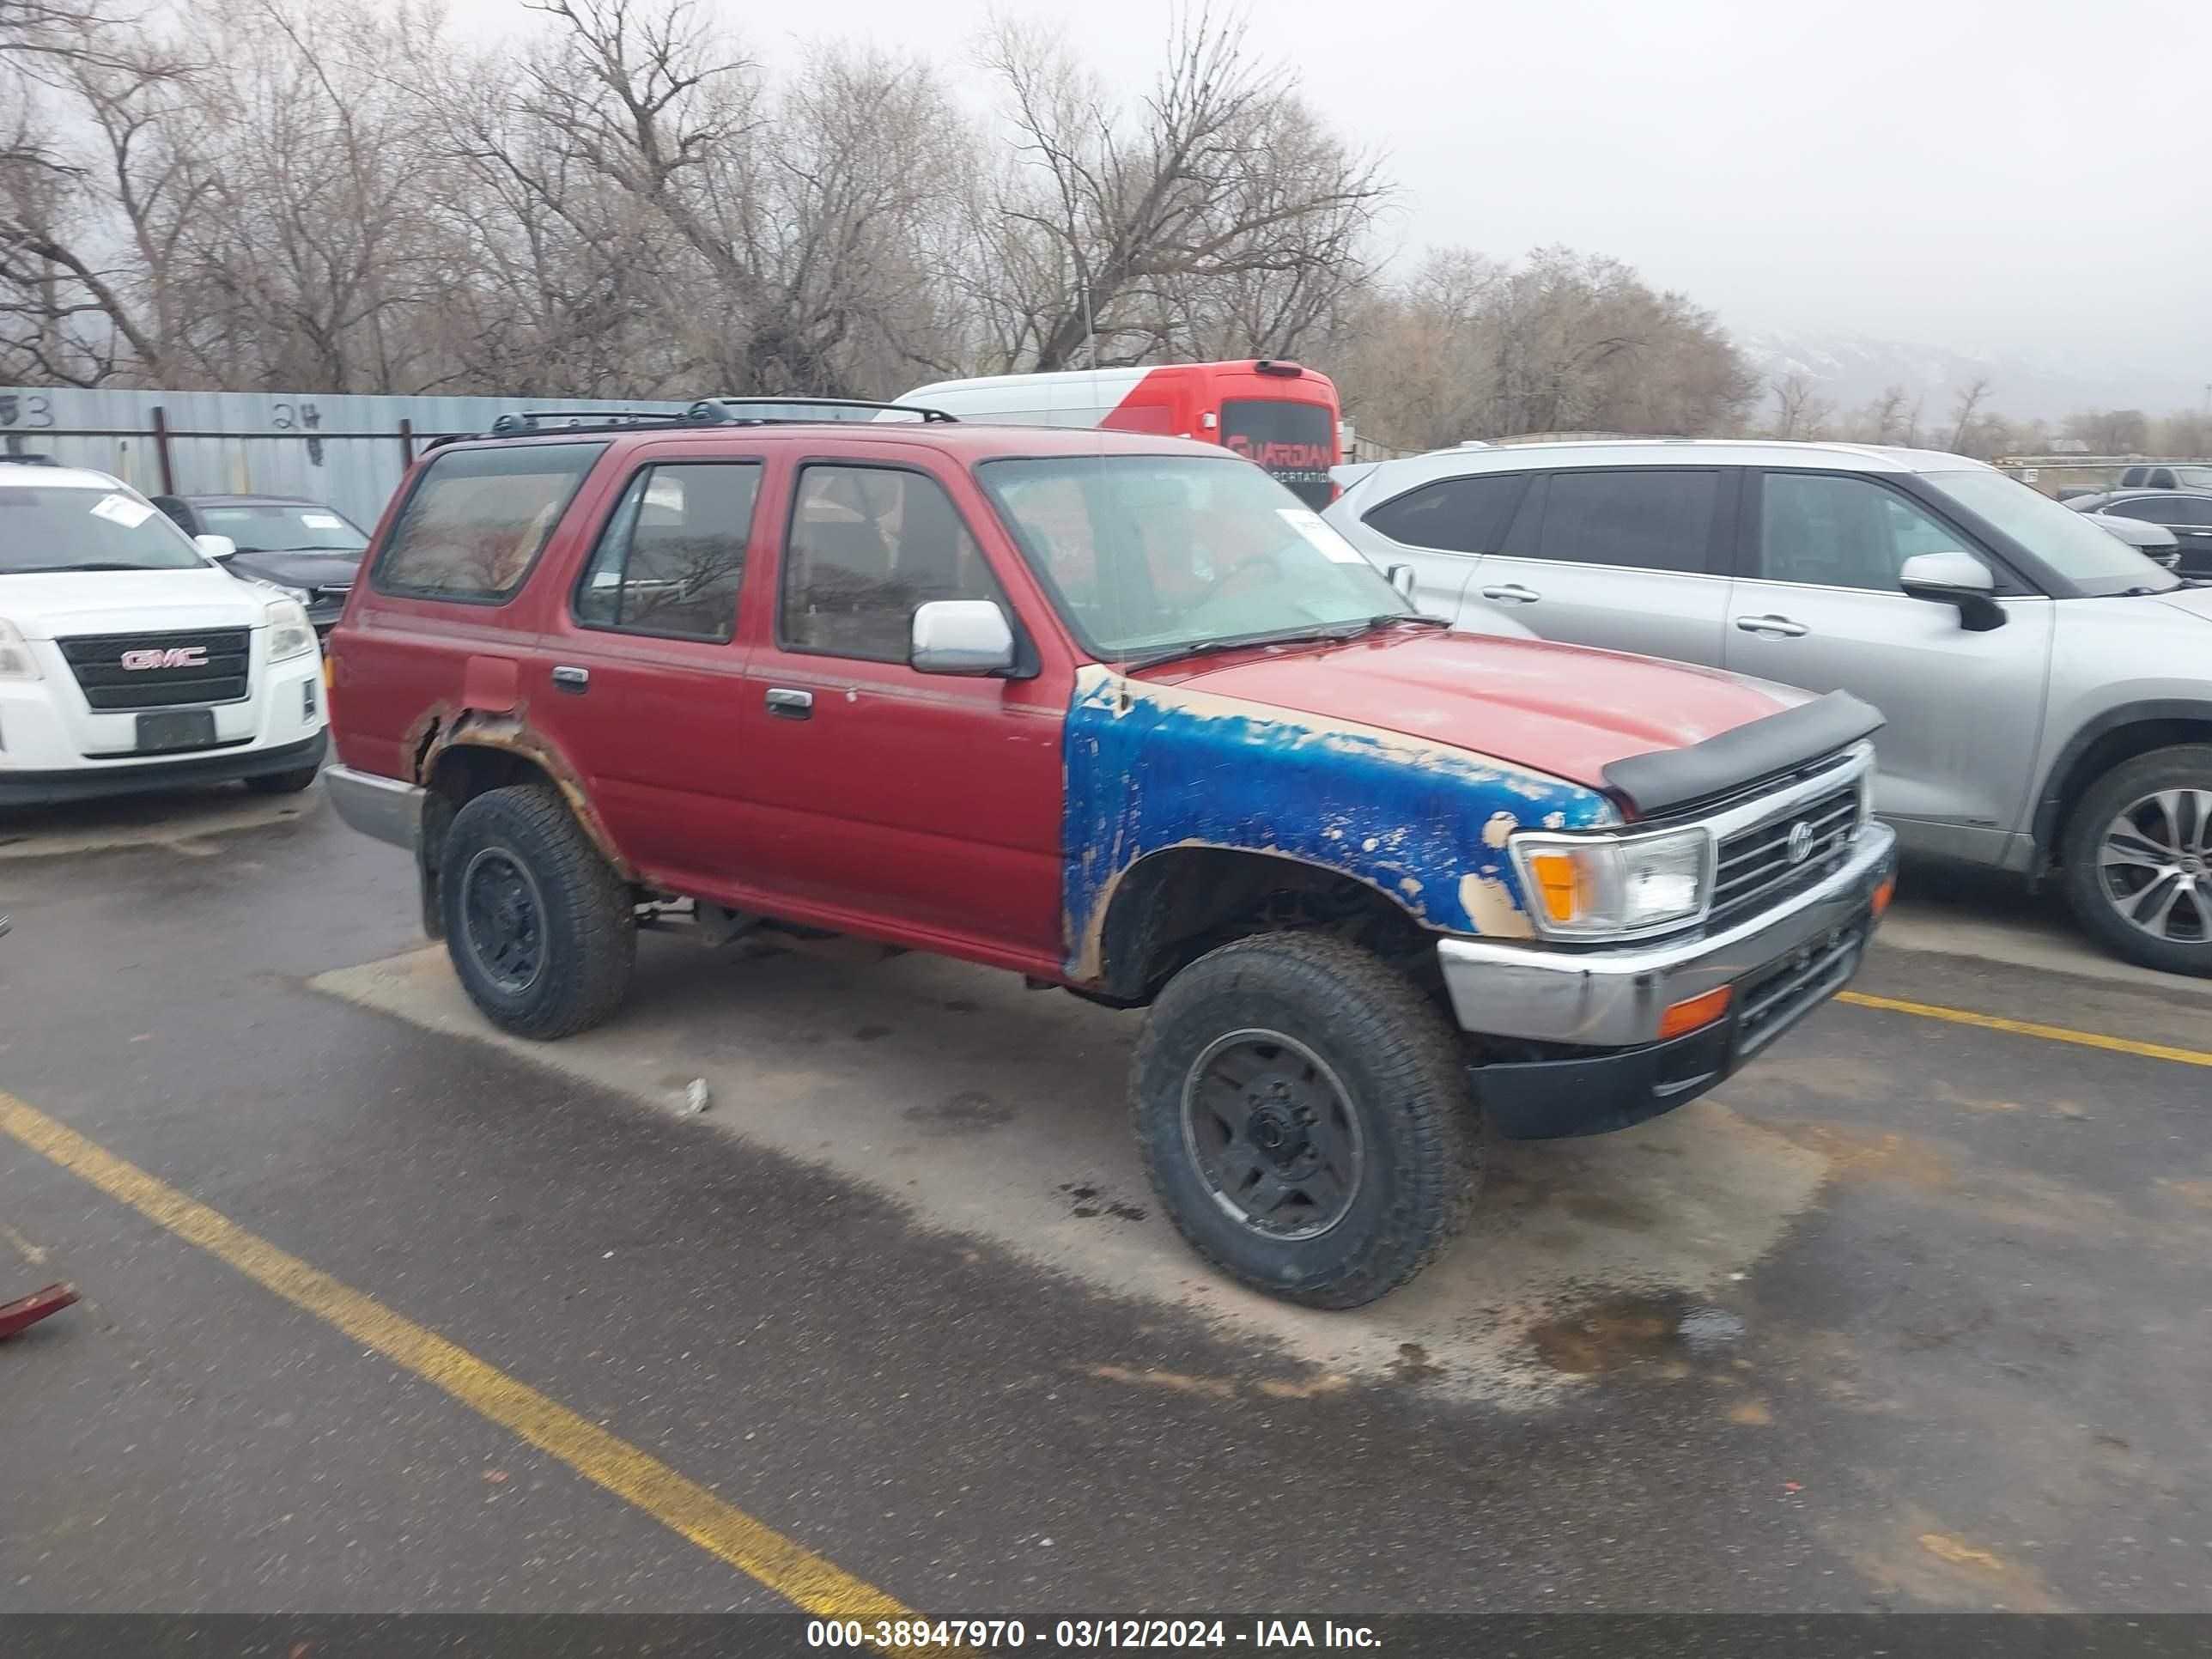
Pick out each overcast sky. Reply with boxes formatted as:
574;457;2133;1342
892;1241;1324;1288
451;0;2210;396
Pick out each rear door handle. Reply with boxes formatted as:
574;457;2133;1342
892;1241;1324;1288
1480;583;1541;604
551;665;590;693
1735;614;1809;638
765;687;814;720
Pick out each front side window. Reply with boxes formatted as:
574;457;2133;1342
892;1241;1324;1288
1;484;206;574
574;463;760;641
980;453;1409;660
1218;399;1334;509
1362;472;1528;554
2107;495;2209;527
780;465;1006;664
1534;470;1718;573
1919;468;2174;594
1758;471;1972;591
374;442;606;602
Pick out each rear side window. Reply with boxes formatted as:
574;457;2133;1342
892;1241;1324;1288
1534;470;1718;573
374;443;606;603
1362;473;1528;553
780;465;1007;664
2108;495;2211;527
574;463;760;641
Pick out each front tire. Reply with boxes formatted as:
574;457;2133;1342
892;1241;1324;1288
440;784;636;1037
1132;932;1479;1309
2061;744;2212;976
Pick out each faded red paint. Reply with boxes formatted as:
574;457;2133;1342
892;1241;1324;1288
1143;629;1801;812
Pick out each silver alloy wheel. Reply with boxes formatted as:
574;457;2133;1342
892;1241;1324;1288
2097;787;2212;944
1180;1027;1365;1240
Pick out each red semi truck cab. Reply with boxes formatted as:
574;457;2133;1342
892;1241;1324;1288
892;361;1342;508
323;398;1896;1308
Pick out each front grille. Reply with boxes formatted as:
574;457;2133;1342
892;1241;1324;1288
1710;781;1861;929
58;628;252;710
1736;920;1866;1060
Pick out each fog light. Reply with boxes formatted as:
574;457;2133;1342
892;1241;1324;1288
1658;985;1733;1042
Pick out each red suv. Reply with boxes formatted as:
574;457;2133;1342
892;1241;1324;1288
325;399;1896;1306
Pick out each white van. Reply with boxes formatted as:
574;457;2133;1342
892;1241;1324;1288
1;459;327;807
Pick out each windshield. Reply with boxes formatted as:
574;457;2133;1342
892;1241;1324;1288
198;502;368;554
978;453;1410;662
2;484;209;574
1920;470;2179;595
1219;399;1335;509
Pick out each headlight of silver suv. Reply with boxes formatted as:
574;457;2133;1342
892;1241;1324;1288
264;597;317;663
1508;824;1713;939
0;617;40;680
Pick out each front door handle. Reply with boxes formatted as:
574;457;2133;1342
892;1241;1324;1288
765;687;814;720
1480;583;1541;604
551;665;590;693
1735;614;1809;638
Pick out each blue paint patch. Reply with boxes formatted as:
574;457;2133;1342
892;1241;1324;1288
1062;672;1611;973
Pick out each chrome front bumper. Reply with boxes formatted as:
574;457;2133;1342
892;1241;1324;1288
1437;821;1896;1048
325;763;423;850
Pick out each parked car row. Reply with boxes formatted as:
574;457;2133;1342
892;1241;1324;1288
1324;440;2212;975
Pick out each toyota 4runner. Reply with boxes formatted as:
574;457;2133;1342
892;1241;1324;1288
324;401;1897;1307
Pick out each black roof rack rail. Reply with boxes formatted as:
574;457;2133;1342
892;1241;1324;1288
684;396;956;425
485;408;690;437
1;451;59;465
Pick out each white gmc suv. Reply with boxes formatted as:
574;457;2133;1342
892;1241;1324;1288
1;459;327;808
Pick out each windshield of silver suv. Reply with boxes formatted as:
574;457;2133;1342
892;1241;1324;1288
980;453;1416;662
2;483;209;574
1921;470;2180;596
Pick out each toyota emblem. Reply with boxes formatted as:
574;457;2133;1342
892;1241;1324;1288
1785;820;1815;865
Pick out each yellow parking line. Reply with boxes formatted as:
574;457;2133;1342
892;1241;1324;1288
1838;991;2212;1069
0;1090;920;1626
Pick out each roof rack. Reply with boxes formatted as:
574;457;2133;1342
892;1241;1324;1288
0;452;59;465
453;396;957;448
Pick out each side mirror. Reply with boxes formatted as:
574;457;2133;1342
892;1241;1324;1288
910;599;1016;676
195;533;237;560
1387;562;1417;599
1899;550;2004;632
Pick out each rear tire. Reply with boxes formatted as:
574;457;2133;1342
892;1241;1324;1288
440;784;636;1037
246;764;320;795
2061;744;2212;976
1132;932;1479;1309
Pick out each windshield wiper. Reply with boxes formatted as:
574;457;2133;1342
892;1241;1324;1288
1118;613;1442;672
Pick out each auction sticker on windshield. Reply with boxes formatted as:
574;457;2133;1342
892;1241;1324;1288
90;494;156;529
302;513;345;529
1278;507;1365;563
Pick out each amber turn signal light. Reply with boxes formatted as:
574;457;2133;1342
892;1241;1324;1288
1872;874;1895;918
1657;984;1733;1042
1525;851;1583;923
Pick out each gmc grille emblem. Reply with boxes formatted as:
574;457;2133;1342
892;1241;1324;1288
120;646;208;671
1785;820;1815;865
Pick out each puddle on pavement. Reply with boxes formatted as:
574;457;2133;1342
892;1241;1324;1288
1528;1292;1749;1376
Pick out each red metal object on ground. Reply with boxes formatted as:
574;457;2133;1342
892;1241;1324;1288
0;1282;78;1340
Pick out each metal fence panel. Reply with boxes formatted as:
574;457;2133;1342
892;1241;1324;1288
0;388;691;529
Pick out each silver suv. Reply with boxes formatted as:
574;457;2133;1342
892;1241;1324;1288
1326;440;2212;975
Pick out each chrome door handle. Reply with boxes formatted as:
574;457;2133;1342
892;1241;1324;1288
1735;614;1808;638
551;664;590;692
1480;583;1541;604
765;687;814;719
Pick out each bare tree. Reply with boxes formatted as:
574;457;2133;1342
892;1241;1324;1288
1948;376;1990;452
1767;372;1833;441
974;3;1389;372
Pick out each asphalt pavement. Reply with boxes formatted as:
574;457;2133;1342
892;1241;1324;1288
3;784;2209;1616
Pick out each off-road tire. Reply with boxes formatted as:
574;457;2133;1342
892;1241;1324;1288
1132;931;1480;1309
2061;744;2212;977
440;784;635;1038
245;764;320;795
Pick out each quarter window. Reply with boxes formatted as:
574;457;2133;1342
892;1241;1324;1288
573;462;760;641
780;465;1007;664
1758;472;1970;592
1361;473;1528;554
374;442;606;602
1534;471;1717;573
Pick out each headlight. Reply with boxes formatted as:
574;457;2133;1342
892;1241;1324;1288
264;598;317;663
0;617;40;681
1509;824;1712;938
